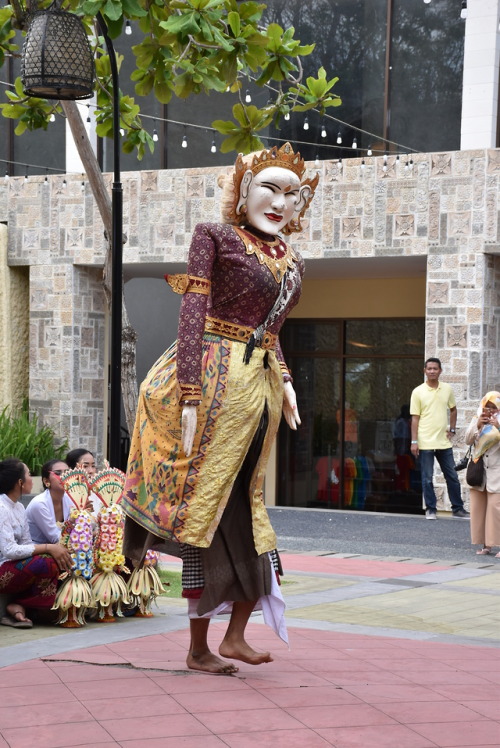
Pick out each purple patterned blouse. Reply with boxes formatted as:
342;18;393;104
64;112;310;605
176;223;304;399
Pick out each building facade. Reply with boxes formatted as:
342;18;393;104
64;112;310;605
1;0;500;511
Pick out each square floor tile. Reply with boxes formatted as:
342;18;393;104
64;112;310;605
221;728;332;747
0;684;77;708
377;701;489;724
194;707;304;734
0;701;92;729
173;688;275;713
286;703;396;729
82;693;187;720
100;713;210;740
0;721;114;748
410;720;500;746
315;723;437;748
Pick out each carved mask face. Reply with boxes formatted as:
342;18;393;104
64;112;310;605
243;166;302;235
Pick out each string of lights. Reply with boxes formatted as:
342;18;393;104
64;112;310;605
0;78;419;164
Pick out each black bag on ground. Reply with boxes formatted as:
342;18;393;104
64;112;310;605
466;455;484;487
454;446;472;472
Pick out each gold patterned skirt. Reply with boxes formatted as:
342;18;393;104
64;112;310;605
121;333;282;555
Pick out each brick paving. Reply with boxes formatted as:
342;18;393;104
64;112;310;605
1;552;499;747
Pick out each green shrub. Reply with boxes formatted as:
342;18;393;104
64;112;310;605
0;400;68;475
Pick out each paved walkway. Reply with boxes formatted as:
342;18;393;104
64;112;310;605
1;552;499;748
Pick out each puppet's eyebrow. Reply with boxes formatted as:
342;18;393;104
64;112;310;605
261;180;298;192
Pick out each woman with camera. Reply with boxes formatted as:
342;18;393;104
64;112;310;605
464;391;500;557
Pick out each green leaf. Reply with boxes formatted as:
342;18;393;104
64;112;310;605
103;0;123;21
153;79;172;103
212;118;239;134
160;12;200;36
121;0;148;16
227;11;240;37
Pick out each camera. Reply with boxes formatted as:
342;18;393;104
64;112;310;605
454;455;469;472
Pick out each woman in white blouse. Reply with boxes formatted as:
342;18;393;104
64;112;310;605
0;458;72;628
26;460;72;544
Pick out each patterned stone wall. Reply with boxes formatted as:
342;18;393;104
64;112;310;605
0;149;499;492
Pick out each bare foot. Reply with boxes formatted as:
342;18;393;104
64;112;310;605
187;649;239;674
219;639;273;665
6;604;32;625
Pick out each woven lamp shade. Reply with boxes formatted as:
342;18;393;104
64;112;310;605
21;10;95;100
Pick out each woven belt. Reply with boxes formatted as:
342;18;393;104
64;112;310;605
204;316;277;350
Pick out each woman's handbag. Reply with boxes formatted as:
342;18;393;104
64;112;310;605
466;455;484;487
454;446;472;472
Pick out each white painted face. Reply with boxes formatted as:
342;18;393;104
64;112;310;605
244;166;302;235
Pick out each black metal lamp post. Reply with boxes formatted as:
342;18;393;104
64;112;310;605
21;7;123;468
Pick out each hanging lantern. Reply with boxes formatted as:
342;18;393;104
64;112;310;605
21;9;95;100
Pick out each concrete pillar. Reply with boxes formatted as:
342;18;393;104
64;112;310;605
461;0;500;149
0;223;29;411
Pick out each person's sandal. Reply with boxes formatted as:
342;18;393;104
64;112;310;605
476;547;492;555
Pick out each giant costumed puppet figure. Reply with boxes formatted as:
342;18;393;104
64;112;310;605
121;143;318;673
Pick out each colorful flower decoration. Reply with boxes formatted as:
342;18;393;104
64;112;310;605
127;550;163;617
89;464;130;621
52;469;95;626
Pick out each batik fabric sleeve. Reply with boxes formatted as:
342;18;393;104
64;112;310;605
176;224;216;404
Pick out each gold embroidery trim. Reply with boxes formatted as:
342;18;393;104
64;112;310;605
233;227;297;284
165;274;211;295
178;383;202;403
205;317;277;350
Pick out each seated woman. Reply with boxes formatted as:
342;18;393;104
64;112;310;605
0;458;73;628
65;448;102;514
26;460;72;544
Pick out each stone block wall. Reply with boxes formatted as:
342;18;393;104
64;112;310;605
0;149;499;488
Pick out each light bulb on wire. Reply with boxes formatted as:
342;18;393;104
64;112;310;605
125;19;132;35
182;133;188;148
284;112;290;121
152;127;158;142
367;145;372;156
336;131;342;144
303;116;309;131
314;154;320;167
460;0;467;19
49;113;55;122
320;124;327;138
245;90;252;104
211;139;217;154
352;136;358;149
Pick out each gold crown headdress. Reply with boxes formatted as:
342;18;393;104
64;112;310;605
228;142;319;235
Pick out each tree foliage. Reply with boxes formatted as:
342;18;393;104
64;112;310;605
0;0;341;156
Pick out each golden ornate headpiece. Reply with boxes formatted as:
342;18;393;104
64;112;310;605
227;142;319;235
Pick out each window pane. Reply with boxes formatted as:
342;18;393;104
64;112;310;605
346;319;424;356
344;358;423;513
390;0;464;153
278;356;342;507
284;321;341;353
263;0;387;158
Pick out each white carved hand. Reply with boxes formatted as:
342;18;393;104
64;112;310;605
283;381;301;430
181;405;197;457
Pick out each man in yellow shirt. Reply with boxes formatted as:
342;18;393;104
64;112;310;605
410;358;469;520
